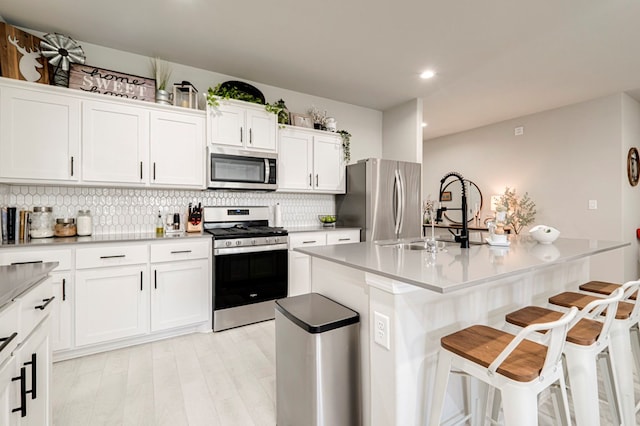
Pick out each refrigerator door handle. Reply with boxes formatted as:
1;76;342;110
393;169;401;236
398;169;405;235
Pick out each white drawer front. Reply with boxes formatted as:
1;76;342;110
0;248;72;271
0;303;19;365
150;239;210;263
288;232;327;249
76;244;148;269
327;230;361;245
15;277;54;342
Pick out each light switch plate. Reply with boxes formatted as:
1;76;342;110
374;311;390;350
588;200;597;210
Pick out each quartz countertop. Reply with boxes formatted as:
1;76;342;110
295;237;629;293
0;261;58;309
0;232;212;249
286;226;361;233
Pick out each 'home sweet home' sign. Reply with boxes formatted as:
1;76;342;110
68;64;156;102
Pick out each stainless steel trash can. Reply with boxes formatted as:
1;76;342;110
275;292;361;426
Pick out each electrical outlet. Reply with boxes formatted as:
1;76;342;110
374;311;390;350
514;126;524;136
588;200;598;210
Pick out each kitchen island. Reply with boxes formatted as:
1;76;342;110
296;237;628;426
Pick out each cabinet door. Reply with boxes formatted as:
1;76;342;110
208;103;244;147
0;86;80;182
278;128;313;192
50;272;72;352
245;108;277;152
75;265;149;346
151;259;209;332
313;134;345;193
82;100;148;185
150;111;205;188
288;251;311;297
15;318;51;426
0;357;18;426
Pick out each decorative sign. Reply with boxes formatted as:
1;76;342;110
68;63;156;102
0;22;50;84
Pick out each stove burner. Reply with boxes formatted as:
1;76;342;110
205;225;287;239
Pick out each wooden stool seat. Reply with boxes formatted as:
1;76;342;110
441;324;547;382
549;291;634;319
579;280;637;300
506;306;603;346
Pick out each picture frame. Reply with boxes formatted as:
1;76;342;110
68;63;156;102
0;22;50;84
290;113;314;129
440;191;452;202
628;147;639;187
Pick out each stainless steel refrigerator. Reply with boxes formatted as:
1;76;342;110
336;158;422;242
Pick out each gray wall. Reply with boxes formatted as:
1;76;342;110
424;93;640;281
382;99;423;163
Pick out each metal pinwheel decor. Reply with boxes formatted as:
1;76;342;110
40;33;85;87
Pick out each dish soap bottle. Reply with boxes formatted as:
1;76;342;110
155;210;164;236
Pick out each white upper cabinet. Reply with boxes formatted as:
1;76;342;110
0;84;80;183
278;126;345;194
149;111;205;188
208;99;277;152
82;100;149;185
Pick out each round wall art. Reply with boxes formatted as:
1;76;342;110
627;147;639;186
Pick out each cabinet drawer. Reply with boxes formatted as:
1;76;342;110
0;248;72;271
150;239;210;263
14;278;54;342
288;232;327;249
76;244;148;269
327;230;360;245
0;303;19;365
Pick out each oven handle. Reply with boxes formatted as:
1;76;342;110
214;243;288;256
264;159;270;184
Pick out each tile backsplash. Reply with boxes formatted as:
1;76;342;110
3;185;334;235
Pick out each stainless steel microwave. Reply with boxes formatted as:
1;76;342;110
208;147;277;191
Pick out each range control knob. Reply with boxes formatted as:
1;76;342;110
273;237;280;244
225;241;232;247
265;238;271;244
251;239;257;245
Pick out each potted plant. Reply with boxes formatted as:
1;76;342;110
498;187;537;234
151;57;172;105
308;106;327;130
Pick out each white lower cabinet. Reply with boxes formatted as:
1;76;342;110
288;230;360;296
75;264;149;347
0;356;17;426
151;259;209;331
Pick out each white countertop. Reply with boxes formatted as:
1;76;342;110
0;232;211;249
286;226;361;233
295;237;629;293
0;261;58;309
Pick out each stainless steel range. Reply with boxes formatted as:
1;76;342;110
204;206;288;332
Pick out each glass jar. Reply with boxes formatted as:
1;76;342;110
54;218;77;237
30;206;54;238
76;210;93;236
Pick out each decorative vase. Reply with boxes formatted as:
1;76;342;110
155;89;173;105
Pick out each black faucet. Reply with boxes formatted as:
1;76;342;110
436;172;469;249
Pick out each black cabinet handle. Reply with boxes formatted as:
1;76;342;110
249;128;252;144
338;238;351;241
154;269;157;290
62;278;66;301
99;255;126;259
34;297;55;311
302;240;317;244
139;161;143;179
71;156;74;177
170;250;192;254
24;353;36;400
12;367;27;417
240;127;243;143
0;332;18;353
10;260;43;265
140;271;143;291
309;173;312;187
153;162;156;180
316;174;319;186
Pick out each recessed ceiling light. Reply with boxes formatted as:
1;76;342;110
422;122;428;128
420;70;435;79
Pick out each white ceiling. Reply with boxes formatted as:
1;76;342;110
2;0;640;140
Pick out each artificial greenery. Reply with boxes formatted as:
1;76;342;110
206;84;286;120
337;130;351;163
498;187;537;234
151;57;172;91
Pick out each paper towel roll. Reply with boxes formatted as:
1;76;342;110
274;203;282;227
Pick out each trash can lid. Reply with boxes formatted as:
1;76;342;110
275;293;359;334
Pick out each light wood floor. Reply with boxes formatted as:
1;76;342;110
53;319;640;425
53;321;276;426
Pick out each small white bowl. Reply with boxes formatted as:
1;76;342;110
529;225;560;244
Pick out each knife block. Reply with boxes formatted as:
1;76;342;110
186;221;202;233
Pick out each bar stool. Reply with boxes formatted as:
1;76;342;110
504;288;624;426
428;307;578;426
548;280;640;426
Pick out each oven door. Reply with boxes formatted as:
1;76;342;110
208;149;277;190
214;246;288;310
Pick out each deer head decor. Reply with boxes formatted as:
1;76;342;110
7;34;43;82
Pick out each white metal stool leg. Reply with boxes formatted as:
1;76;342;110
597;351;622;425
563;346;600;426
608;320;637;426
501;385;539;426
429;350;453;426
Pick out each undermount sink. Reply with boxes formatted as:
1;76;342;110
380;242;431;251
